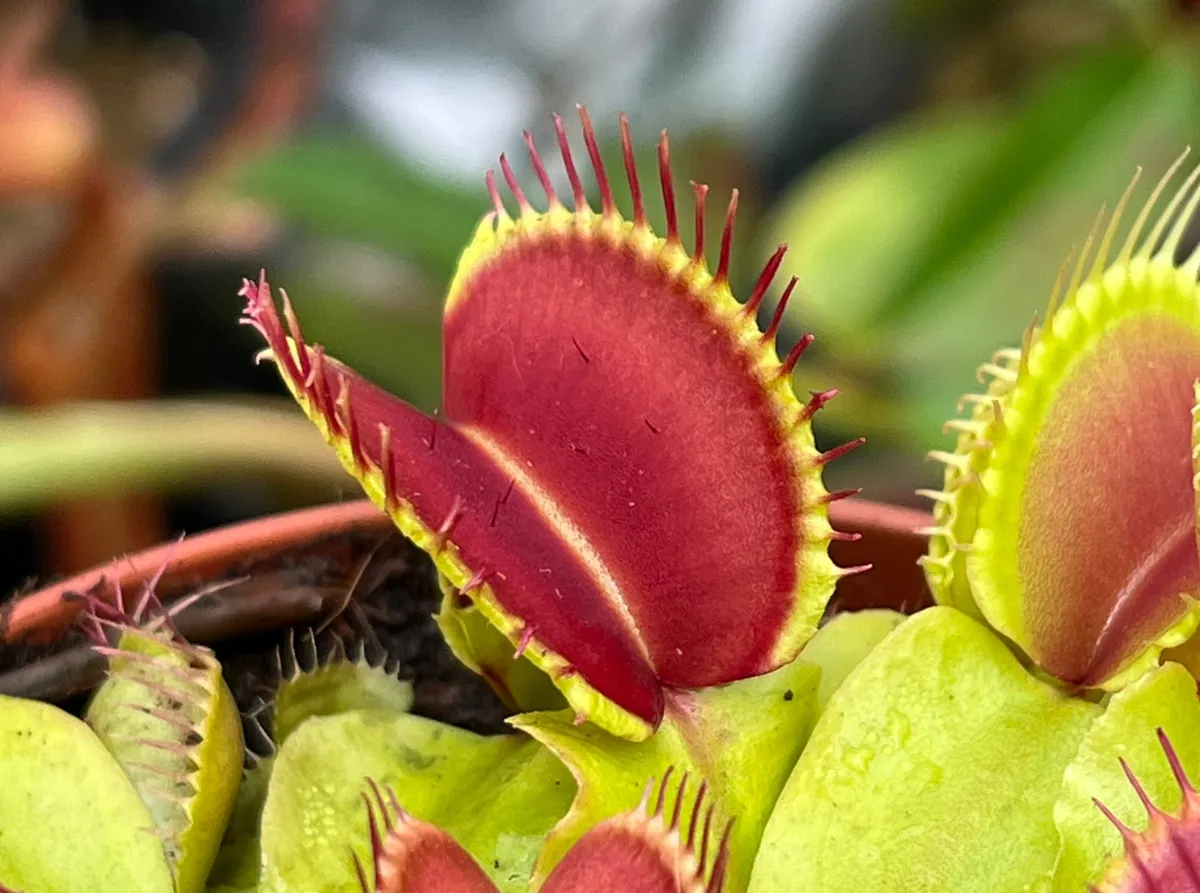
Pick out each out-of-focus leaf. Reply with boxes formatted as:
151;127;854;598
274;276;443;413
0;399;346;516
769;44;1200;445
768;107;1004;352
236;133;483;282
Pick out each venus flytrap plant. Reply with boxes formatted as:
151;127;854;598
256;705;576;893
268;630;416;747
80;582;244;893
0;575;246;893
207;630;417;892
15;107;1200;893
352;771;731;893
240;109;870;890
747;155;1200;891
921;152;1200;689
239;108;864;746
239;111;1200;892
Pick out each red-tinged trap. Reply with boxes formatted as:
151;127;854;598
356;771;730;893
241;109;856;740
1093;729;1200;892
922;154;1200;691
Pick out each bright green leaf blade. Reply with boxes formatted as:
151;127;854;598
749;607;1100;893
211;645;416;892
1051;660;1200;892
259;710;573;893
798;609;906;713
0;694;174;893
514;656;821;893
447;739;575;892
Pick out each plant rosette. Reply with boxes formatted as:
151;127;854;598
238;105;1200;890
8;109;1200;892
1;107;874;893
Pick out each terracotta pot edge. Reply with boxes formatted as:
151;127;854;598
0;499;389;643
1;498;932;644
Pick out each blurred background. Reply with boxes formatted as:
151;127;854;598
1;0;1198;594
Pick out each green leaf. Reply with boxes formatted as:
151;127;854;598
205;760;271;892
798;609;906;713
770;45;1200;444
258;710;574;893
210;645;415;892
768;107;1003;353
435;574;567;714
237;134;483;282
0;694;174;893
1051;660;1200;891
513;656;821;893
749;607;1100;892
271;647;414;748
0;399;347;517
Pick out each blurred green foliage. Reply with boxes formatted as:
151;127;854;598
237;134;483;284
235;133;478;411
769;40;1200;449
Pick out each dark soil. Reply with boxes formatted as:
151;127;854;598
212;531;512;737
0;528;511;737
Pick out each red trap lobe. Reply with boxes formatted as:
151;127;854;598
242;108;856;738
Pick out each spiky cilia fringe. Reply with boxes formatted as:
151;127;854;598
1092;728;1200;892
353;768;731;893
919;149;1200;688
241;108;872;740
78;564;243;892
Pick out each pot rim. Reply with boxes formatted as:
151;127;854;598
0;497;932;644
0;499;390;643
